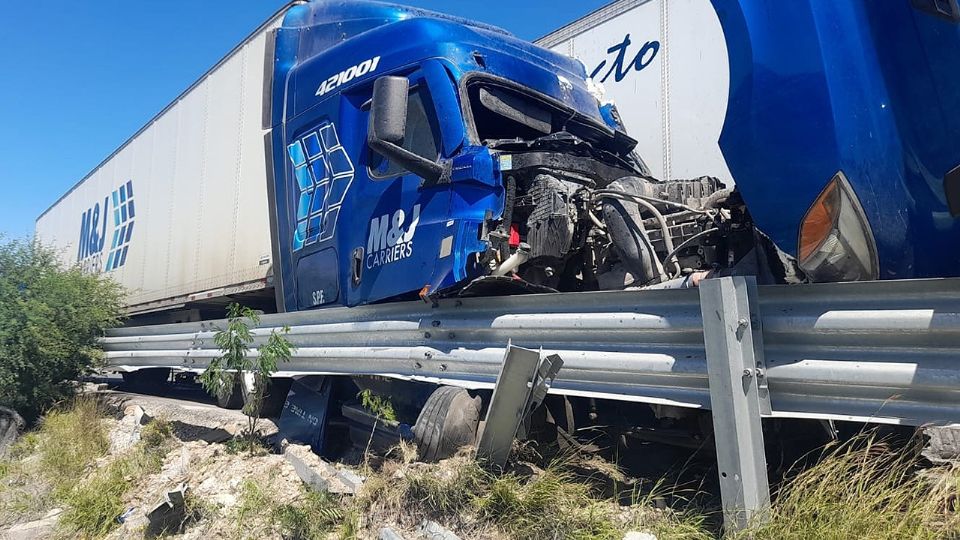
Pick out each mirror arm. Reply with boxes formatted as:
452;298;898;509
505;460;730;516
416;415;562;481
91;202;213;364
367;136;445;185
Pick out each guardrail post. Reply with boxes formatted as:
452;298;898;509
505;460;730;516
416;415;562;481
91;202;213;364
699;276;770;533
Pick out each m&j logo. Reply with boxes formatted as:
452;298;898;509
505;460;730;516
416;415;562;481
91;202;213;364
77;180;136;272
286;122;355;251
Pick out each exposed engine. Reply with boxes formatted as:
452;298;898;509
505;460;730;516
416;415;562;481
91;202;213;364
462;132;801;296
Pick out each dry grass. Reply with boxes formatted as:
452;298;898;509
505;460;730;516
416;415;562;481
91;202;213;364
4;398;958;540
0;397;108;526
0;396;175;537
352;447;709;540
38;396;109;494
235;478;344;539
738;434;960;539
57;438;169;537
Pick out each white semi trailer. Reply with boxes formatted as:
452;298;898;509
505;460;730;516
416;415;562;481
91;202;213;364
34;8;286;321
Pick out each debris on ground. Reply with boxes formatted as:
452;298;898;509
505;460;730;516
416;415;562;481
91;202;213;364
145;483;189;536
2;390;958;539
283;440;360;495
0;408;24;457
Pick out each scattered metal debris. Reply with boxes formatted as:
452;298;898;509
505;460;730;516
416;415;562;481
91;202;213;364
145;483;189;536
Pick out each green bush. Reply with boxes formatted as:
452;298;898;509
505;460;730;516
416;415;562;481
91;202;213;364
0;238;123;423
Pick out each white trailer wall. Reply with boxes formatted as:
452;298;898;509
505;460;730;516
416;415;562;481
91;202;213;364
539;0;734;186
36;10;287;314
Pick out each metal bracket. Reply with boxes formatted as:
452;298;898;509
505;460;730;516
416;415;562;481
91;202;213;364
476;343;563;468
699;276;771;532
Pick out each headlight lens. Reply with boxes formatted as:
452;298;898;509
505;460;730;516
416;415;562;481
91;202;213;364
797;172;879;282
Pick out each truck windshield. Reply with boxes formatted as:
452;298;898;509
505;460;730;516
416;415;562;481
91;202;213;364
467;81;611;145
465;79;647;173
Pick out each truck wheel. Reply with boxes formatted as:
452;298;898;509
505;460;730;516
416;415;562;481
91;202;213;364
413;386;481;462
120;368;170;392
241;376;292;418
213;378;243;410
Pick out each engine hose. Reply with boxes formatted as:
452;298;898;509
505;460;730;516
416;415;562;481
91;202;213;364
492;243;531;276
597;191;680;277
702;188;733;210
661;228;720;275
593;190;708;215
496;175;517;261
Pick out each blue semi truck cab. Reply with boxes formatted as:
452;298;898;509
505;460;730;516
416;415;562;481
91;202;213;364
267;1;960;312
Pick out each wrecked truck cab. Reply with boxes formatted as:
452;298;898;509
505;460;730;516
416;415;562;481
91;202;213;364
268;1;790;312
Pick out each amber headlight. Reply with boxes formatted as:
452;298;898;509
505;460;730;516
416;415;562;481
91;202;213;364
797;171;880;282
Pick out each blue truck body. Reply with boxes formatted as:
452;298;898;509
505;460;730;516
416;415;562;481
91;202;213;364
714;0;960;280
267;0;960;312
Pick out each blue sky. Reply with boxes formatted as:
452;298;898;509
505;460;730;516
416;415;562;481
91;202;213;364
0;0;609;237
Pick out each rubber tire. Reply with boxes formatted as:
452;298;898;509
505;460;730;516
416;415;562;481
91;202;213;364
241;376;292;418
120;369;170;392
215;379;244;410
412;386;481;462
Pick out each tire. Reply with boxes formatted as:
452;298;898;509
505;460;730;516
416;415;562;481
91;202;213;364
413;386;481;462
242;376;292;418
214;377;243;410
120;369;170;392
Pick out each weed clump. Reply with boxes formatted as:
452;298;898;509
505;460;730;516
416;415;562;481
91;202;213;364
739;434;960;539
57;417;173;537
356;452;707;539
273;490;344;539
140;417;172;449
236;478;344;539
37;397;108;491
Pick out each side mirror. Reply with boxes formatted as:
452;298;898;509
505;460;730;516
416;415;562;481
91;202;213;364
368;76;444;184
370;76;409;145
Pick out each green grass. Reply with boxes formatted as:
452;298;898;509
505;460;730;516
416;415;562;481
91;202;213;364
57;417;173;537
236;478;344;539
225;435;270;456
355;453;709;540
0;397;109;526
37;397;109;494
737;434;960;539
273;490;344;539
58;443;164;537
140;417;173;450
0;396;175;537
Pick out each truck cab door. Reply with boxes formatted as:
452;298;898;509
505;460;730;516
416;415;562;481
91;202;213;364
340;62;471;306
280;59;499;309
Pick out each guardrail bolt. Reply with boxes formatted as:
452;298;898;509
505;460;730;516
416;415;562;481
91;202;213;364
424;332;431;339
742;368;753;378
448;332;456;339
431;320;441;327
737;318;749;329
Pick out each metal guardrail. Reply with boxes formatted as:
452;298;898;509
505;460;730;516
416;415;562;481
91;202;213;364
103;277;960;427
